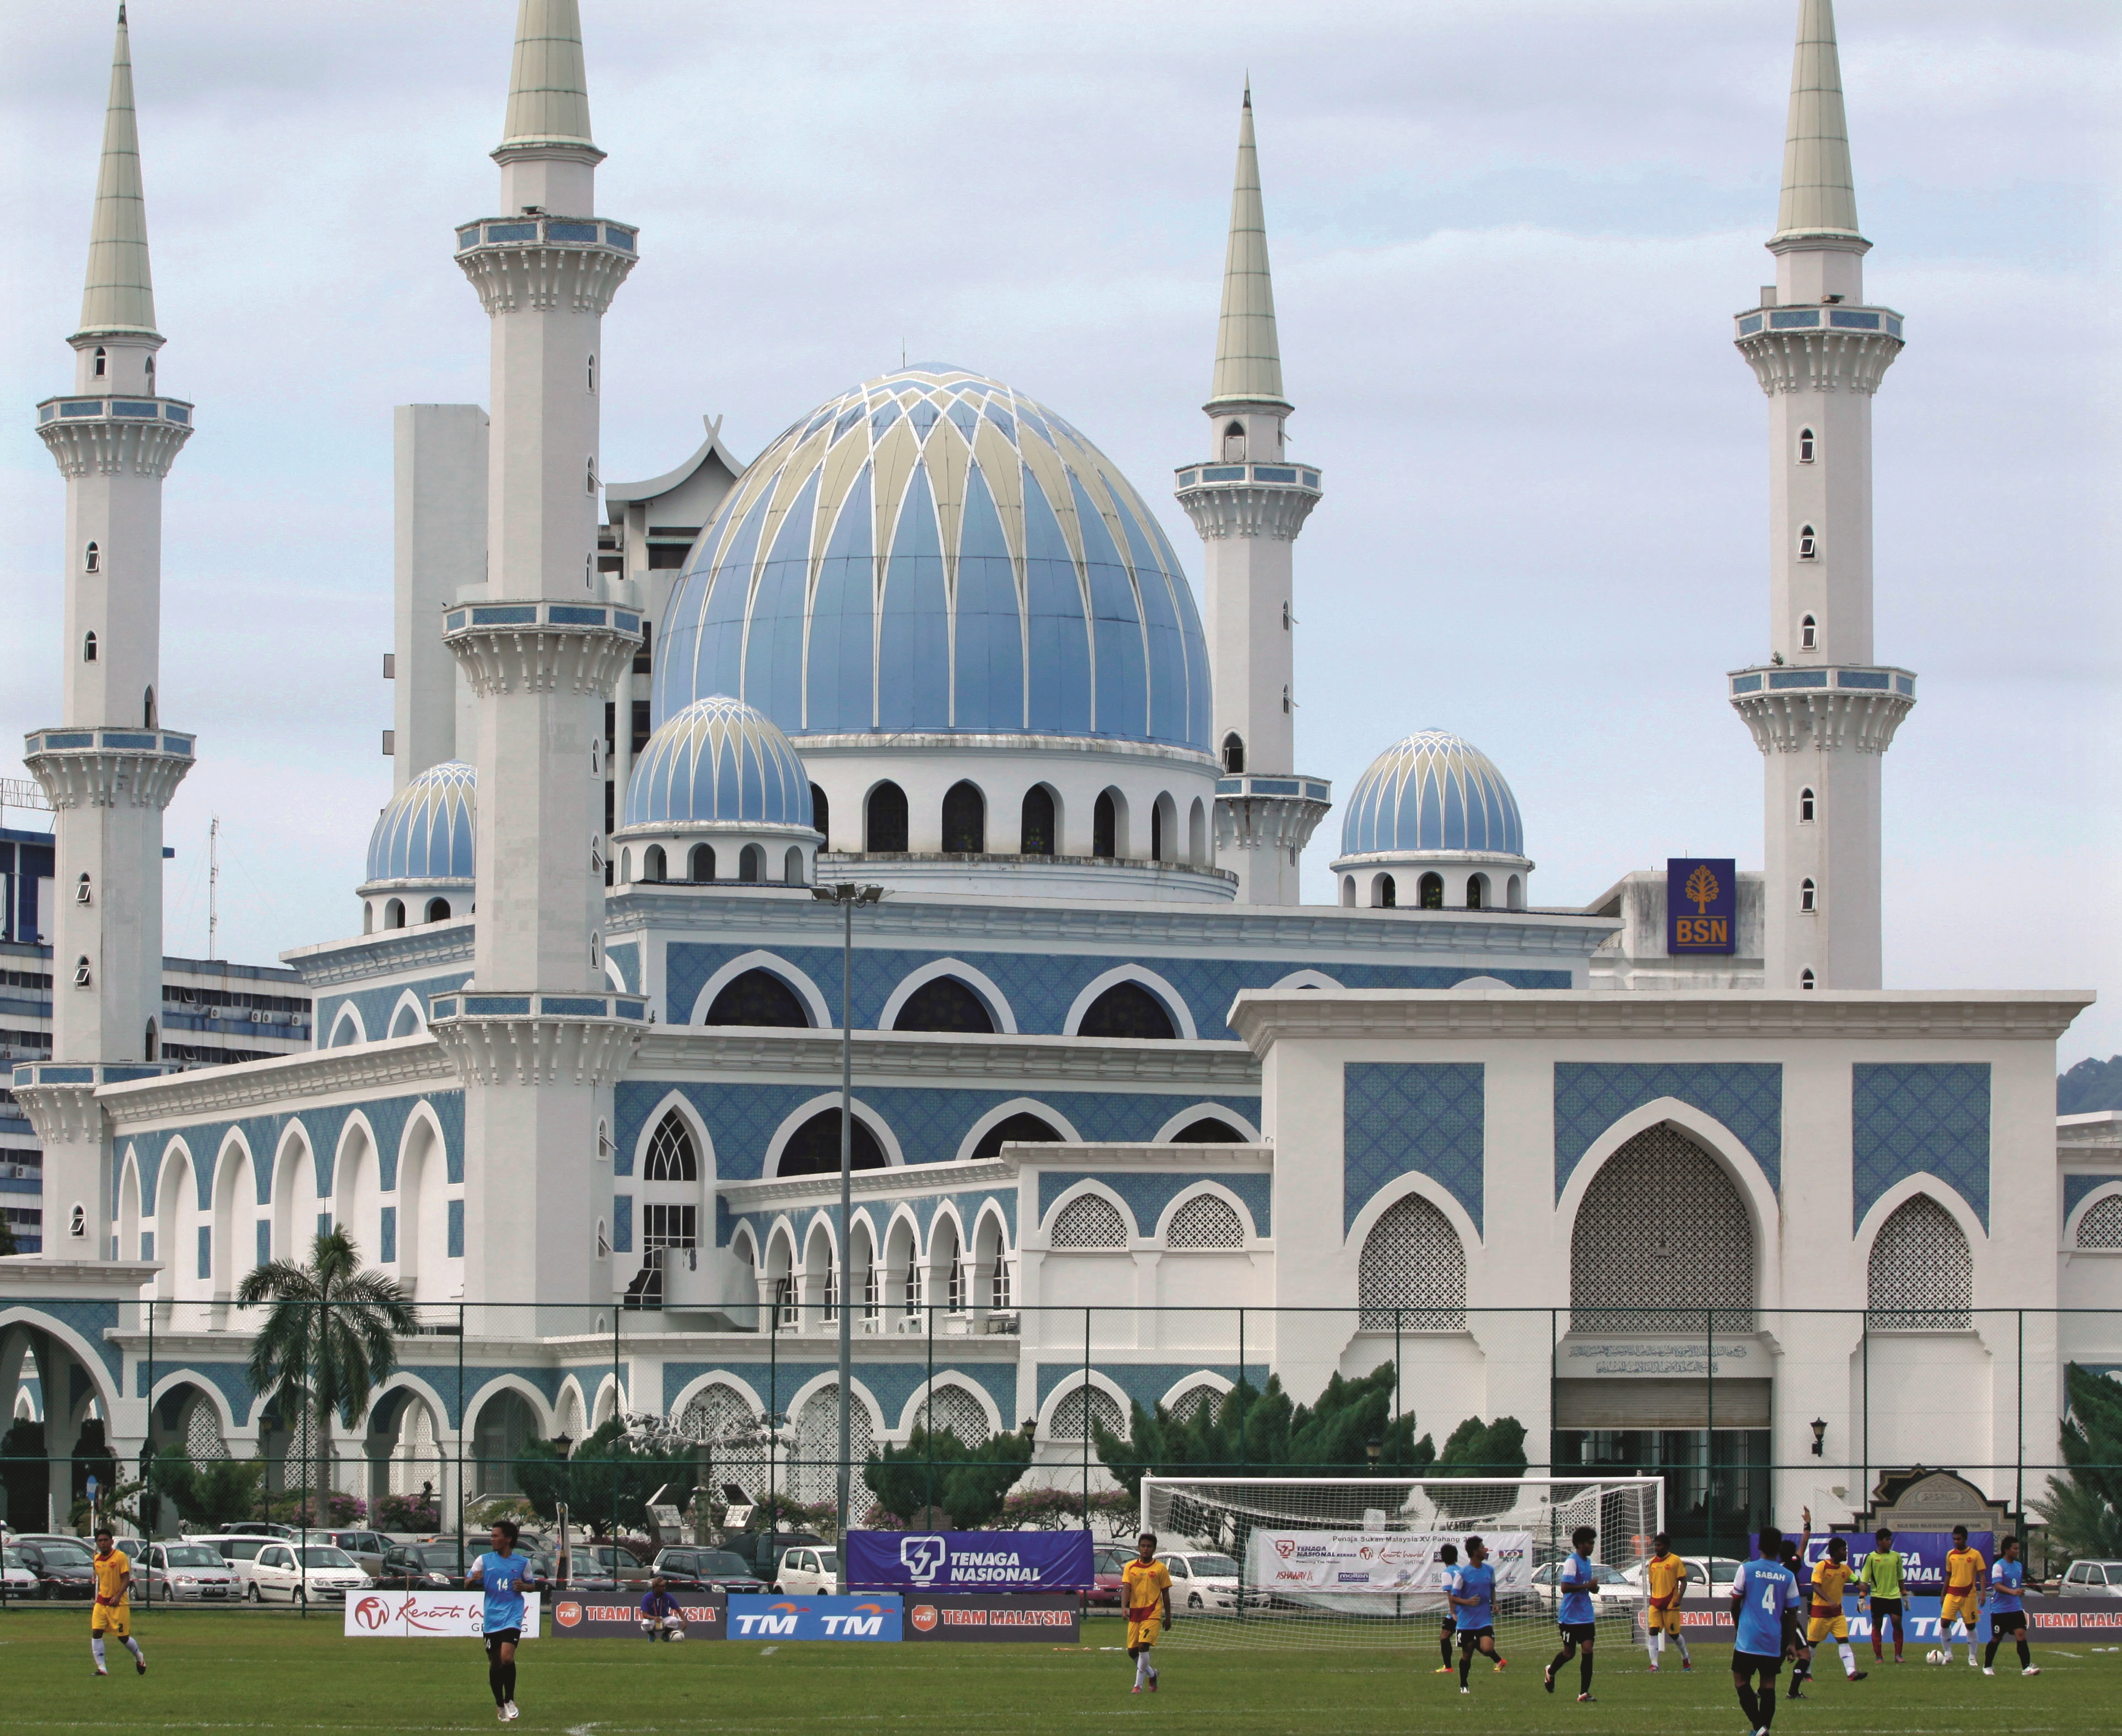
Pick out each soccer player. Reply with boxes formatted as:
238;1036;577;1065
1451;1536;1505;1694
1779;1526;1813;1697
1642;1532;1692;1673
468;1518;540;1722
1730;1525;1798;1736
639;1576;683;1640
1937;1524;1986;1668
1122;1532;1173;1695
1857;1527;1905;1662
1544;1524;1599;1702
89;1526;146;1678
1803;1535;1868;1685
1435;1541;1459;1674
1981;1536;2038;1678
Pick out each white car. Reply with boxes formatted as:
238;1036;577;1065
188;1533;275;1597
773;1545;840;1595
2;1545;37;1599
1157;1551;1260;1614
1617;1555;1745;1600
243;1541;371;1605
137;1540;239;1602
1528;1559;1645;1610
2059;1559;2122;1596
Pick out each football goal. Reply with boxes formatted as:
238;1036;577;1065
1137;1475;1664;1656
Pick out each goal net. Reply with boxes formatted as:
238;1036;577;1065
1137;1475;1662;1657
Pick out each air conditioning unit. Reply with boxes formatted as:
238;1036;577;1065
893;1316;925;1335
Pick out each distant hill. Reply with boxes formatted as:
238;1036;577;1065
2059;1055;2122;1115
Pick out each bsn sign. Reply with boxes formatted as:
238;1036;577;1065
1667;858;1737;956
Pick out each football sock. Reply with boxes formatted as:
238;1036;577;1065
1134;1651;1150;1688
1735;1680;1759;1727
1757;1680;1778;1730
1647;1632;1661;1664
1548;1644;1575;1680
1458;1648;1473;1689
2016;1640;2031;1669
489;1660;507;1707
91;1637;107;1670
1837;1642;1857;1677
1673;1631;1691;1664
502;1661;517;1703
1440;1627;1453;1667
1579;1651;1593;1694
123;1637;144;1664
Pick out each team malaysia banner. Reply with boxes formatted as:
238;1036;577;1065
1245;1530;1534;1600
844;1530;1094;1593
346;1591;542;1638
903;1593;1082;1642
548;1592;726;1638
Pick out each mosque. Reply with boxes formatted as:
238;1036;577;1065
4;1;2114;1549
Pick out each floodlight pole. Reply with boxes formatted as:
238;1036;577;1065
814;881;884;1539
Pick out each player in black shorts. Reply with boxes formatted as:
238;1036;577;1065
1434;1542;1459;1674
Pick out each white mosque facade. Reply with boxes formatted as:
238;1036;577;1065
4;1;2117;1542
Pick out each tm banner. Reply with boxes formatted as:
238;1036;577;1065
1245;1531;1533;1605
845;1530;1093;1593
346;1591;542;1638
725;1594;903;1641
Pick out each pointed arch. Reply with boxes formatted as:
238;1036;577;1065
386;989;428;1040
1037;1370;1129;1442
879;957;1019;1035
1157;1182;1253;1247
1041;1180;1136;1247
1862;1186;1976;1329
685;949;831;1028
896;1374;1004;1441
1062;963;1196;1040
327;1003;368;1048
952;1097;1082;1165
762;1092;904;1177
1149;1102;1261;1144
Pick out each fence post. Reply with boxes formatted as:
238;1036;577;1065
456;1302;466;1576
1236;1308;1246;1475
1704;1307;1714;1578
1080;1306;1090;1529
2015;1308;2025;1536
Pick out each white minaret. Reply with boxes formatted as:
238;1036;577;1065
1728;0;1914;990
1176;88;1329;905
15;7;195;1259
427;0;644;1320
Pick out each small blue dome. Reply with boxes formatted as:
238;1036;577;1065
623;696;815;830
1338;730;1525;859
365;761;476;885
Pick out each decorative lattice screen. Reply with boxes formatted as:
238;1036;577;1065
919;1382;992;1445
1358;1194;1467;1330
1570;1125;1755;1331
2077;1194;2122;1249
389;1399;437;1495
791;1383;876;1503
1051;1383;1127;1441
1867;1194;1973;1329
1166;1193;1245;1249
1166;1383;1222;1424
1049;1194;1129;1249
183;1398;228;1460
643;1112;698;1182
682;1382;768;1499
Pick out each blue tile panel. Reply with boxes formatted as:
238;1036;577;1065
395;1364;567;1431
2065;1173;2122;1222
316;972;473;1050
1034;1362;1251;1412
16;1298;123;1380
1852;1063;1991;1232
617;1080;1260;1196
613;1194;633;1254
136;1360;255;1422
664;941;1568;1039
1035;1172;1270;1238
660;1359;1016;1432
446;1198;464;1258
1553;1063;1783;1200
606;940;641;994
1342;1064;1485;1237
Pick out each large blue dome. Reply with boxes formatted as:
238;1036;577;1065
622;696;815;830
365;760;476;885
1338;731;1526;859
654;365;1211;751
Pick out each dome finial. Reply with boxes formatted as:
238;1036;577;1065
1772;0;1862;243
1208;81;1289;412
76;2;157;341
497;0;599;158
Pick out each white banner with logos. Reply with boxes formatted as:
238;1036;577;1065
344;1590;542;1638
1246;1531;1534;1603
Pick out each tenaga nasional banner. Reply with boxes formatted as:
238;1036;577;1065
1667;858;1737;955
346;1591;542;1638
845;1530;1094;1593
1246;1531;1533;1599
1817;1532;1993;1595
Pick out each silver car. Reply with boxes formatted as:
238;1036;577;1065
138;1540;239;1603
2059;1559;2122;1596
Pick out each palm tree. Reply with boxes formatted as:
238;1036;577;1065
237;1227;416;1522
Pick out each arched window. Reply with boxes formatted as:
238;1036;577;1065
1149;801;1164;862
73;955;92;986
1800;878;1817;913
1051;1383;1125;1442
892;977;996;1034
1798;427;1815;463
1418;872;1444;909
144;1020;157;1062
385;898;406;930
143;686;155;728
1166;1193;1245;1250
619;848;632;883
1221;733;1245;775
1800;788;1816;823
739;843;764;883
585;457;598;497
688;843;715;881
644;844;667;882
1048;1194;1128;1249
1466;874;1488;910
1507;874;1525;910
587;352;596;393
93;346;107;378
1800;968;1816;990
83;631;98;662
919;1383;992;1447
1077;980;1176;1039
790;1383;876;1503
1375;873;1396;909
1092;791;1118;859
1571;1125;1755;1331
1341;876;1355;907
1222;420;1246;462
704;968;810;1027
2076;1194;2122;1249
866;781;908;852
1188;798;1208;865
1801;613;1818;650
783;845;805;886
1359;1194;1467;1330
1797;524;1818;560
1170;1117;1246;1144
1867;1195;1972;1329
425;897;451;923
84;541;100;573
1020;785;1056;855
970;1111;1063;1162
642;1111;699;1182
76;872;93;905
777;1109;887;1176
941;781;985;853
810;784;831;847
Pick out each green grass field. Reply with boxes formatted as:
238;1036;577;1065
2;1608;2117;1734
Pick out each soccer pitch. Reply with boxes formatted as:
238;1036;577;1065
3;1610;2119;1734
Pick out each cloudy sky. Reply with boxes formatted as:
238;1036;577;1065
2;1;2116;1059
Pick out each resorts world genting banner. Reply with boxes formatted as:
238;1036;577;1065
844;1530;1094;1593
345;1592;543;1638
1245;1532;1534;1600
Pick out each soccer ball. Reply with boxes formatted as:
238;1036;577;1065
669;1630;686;1642
1926;1650;1945;1665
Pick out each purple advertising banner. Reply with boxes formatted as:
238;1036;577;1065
1667;858;1737;955
845;1530;1094;1594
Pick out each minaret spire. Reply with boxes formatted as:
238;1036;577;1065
1209;82;1288;411
1773;0;1861;244
497;0;599;158
78;4;157;339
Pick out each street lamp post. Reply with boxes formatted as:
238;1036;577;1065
812;880;884;1538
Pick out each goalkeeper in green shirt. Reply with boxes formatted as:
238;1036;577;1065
1857;1528;1905;1663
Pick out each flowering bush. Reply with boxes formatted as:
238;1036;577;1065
374;1492;441;1532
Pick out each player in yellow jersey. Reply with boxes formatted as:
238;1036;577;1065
1121;1533;1174;1695
1642;1533;1692;1673
1936;1526;1985;1668
1803;1535;1868;1684
90;1527;147;1678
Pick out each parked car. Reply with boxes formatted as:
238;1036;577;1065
10;1537;99;1600
136;1540;239;1603
1617;1555;1744;1599
2059;1559;2122;1595
188;1533;275;1597
560;1542;654;1587
1157;1551;1259;1613
375;1540;467;1590
773;1545;840;1595
3;1545;43;1599
1089;1546;1127;1608
219;1522;296;1539
650;1547;767;1594
724;1530;826;1580
319;1529;392;1577
1529;1559;1645;1610
243;1541;371;1605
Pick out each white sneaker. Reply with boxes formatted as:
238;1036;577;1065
505;1706;520;1723
1983;1668;1995;1676
1458;1686;1470;1695
2023;1667;2041;1677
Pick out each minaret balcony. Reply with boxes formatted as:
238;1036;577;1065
441;601;643;698
426;990;648;1088
1727;665;1916;755
455;213;639;316
1174;461;1323;542
24;727;195;811
1213;774;1332;855
35;394;193;479
1732;303;1905;396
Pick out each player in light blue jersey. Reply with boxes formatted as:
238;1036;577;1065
1450;1536;1507;1694
1543;1525;1601;1702
1435;1542;1459;1674
1730;1525;1798;1736
1981;1536;2039;1679
468;1518;541;1722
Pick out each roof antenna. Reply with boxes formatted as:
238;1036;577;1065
901;340;907;369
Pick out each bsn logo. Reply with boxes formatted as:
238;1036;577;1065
900;1535;948;1586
